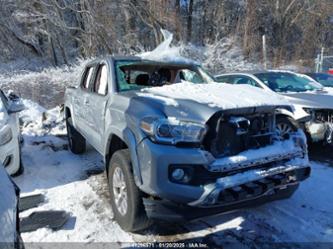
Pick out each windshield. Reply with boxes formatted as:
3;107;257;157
307;73;333;87
254;72;323;93
115;60;214;92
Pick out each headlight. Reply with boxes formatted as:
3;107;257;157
140;117;207;145
0;125;13;146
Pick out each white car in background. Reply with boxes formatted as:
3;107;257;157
0;90;24;176
0;162;22;248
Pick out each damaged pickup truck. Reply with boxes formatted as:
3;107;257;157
64;56;310;232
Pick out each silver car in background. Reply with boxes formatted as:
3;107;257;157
215;71;333;145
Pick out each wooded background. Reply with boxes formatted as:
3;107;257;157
0;0;332;69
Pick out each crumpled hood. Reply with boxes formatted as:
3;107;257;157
129;82;289;122
282;90;333;109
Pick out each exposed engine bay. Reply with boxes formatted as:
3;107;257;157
306;109;333;144
203;111;276;158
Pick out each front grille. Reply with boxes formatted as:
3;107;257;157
314;109;333;123
203;113;274;158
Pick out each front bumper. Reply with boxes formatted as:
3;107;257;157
143;182;302;221
137;131;310;207
188;164;310;207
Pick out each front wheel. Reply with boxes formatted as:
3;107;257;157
66;117;86;154
108;149;151;232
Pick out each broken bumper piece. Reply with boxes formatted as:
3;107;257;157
188;164;310;207
143;182;303;221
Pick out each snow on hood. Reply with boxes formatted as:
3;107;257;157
140;82;288;110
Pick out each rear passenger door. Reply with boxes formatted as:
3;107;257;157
73;65;96;141
88;63;109;153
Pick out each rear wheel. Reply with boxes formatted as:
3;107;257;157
66;117;86;154
276;116;299;139
108;149;151;232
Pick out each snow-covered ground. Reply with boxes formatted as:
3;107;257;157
11;100;333;247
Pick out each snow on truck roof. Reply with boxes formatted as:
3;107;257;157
87;55;199;67
88;30;199;67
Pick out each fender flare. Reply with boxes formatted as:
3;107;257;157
104;128;143;187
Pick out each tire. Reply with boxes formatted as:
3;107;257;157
66;117;86;154
108;149;151;232
276;115;299;139
15;233;24;249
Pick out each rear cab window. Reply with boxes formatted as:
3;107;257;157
81;67;94;89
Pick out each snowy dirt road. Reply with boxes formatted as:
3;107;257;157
13;103;333;248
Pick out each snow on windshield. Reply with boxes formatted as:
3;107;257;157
140;81;287;109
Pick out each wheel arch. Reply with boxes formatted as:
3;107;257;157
105;129;143;186
65;106;71;118
275;108;295;119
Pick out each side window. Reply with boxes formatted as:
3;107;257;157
232;76;259;87
179;69;203;83
93;65;108;95
215;76;232;83
82;67;94;89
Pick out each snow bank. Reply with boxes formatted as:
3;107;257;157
20;99;65;136
140;82;287;109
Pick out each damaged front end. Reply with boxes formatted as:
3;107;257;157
304;109;333;144
187;108;310;208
